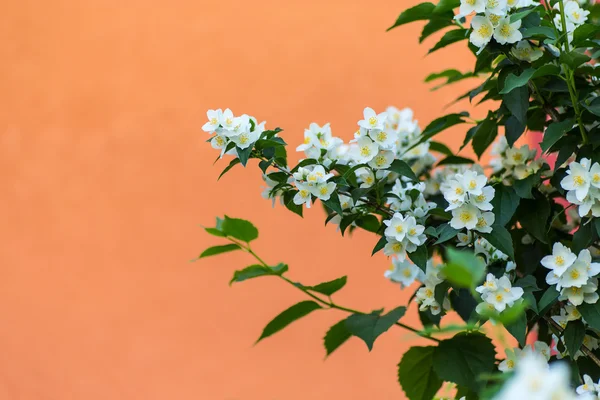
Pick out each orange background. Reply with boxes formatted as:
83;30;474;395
1;1;480;399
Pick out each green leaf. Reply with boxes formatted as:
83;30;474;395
355;215;380;233
442;248;486;288
490;185;520;227
572;24;600;47
564;320;586;358
538;286;560;315
283;190;303;217
505;115;526;147
420;18;454;43
503;85;529;124
199;243;241;258
560;50;591;69
435;223;459;244
505;313;527;346
515;275;541;292
257;301;322;342
230;263;288;285
437;155;474;166
450;289;478;322
345;306;407;350
323;318;352;356
420;113;469;143
386;159;418;181
509;8;537;23
517;194;550;243
409;245;429;272
322;191;344;215
472;115;498;159
217;158;241;180
221;215;259;242
578;302;600;331
582;97;600;117
204;227;226;237
521;26;557;39
433;333;496;391
398;347;443;400
433;0;460;13
372;236;387;256
480;225;515;260
304;276;347;296
513;174;539;199
541;119;574;153
500;65;561;94
236;146;253;166
428;141;453;155
573;220;596;253
388;3;436;31
429;29;468;53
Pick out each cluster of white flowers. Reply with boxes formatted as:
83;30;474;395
384;258;424;289
561;158;600;218
383;212;427;260
475;273;524;313
490;137;545;180
494;351;587;400
415;261;449;315
290;165;337;208
542;243;600;305
460;0;538;54
551;304;600;360
498;341;551;373
202;108;265;156
386;180;436;219
553;0;590;46
440;170;496;233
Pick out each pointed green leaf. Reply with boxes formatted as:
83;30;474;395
388;3;436;31
541;119;574;153
323;318;352;356
398;346;443;400
221;215;259;242
199;243;241;258
257;301;322;342
345;306;406;351
564;320;586;358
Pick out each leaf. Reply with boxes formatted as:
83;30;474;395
230;263;288;285
304;276;347;296
538;286;560;315
505;115;526;147
472;115;498;159
386;159;418;181
437;155;474;166
433;0;460;13
435;223;459;244
432;333;496;391
409;245;428;272
490;185;520;227
515;275;541;292
503;85;529;124
517;194;550;243
510;8;537;23
541;119;575;153
450;289;478;322
388;2;436;31
236;146;253;166
500;65;561;94
572;24;600;47
564;320;586;358
480;225;515;260
560;50;591;69
372;236;387;256
442;248;486;288
521;26;557;39
283;190;303;217
513;173;539;199
323;318;352;356
345;306;406;350
257;301;322;342
421;113;469;144
428;141;453;155
582;97;600;117
322;191;344;215
572;220;596;253
217;158;241;180
578;302;600;331
429;29;468;53
398;347;443;400
204;227;226;237
199;243;241;258
420;18;454;43
505;313;527;346
221;215;259;242
355;215;380;233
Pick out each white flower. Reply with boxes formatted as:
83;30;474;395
203;109;223;132
471;186;495;211
461;170;488;196
220;108;236;130
230;121;262;149
385;259;422;288
560;279;599;306
576;375;598;395
310;182;337;201
368;128;398;149
470;16;494;50
358;107;387;131
458;0;486;18
541;242;577;277
562;159;591;202
351;136;380;164
511;40;544;62
415;284;442;314
504;145;532;166
493;17;522;45
474;211;495;233
356;167;376;188
441;178;467;209
457;232;473;247
531;341;551;361
485;0;507;15
368;150;395;170
494;352;577;400
306;165;333;184
210;133;228;153
590;162;600;188
405;218;427;246
476;273;499;295
293;182;313;208
565;0;590;24
498;347;521;372
450;204;481;230
481;275;524;312
383;239;412;261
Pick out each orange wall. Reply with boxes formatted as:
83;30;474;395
1;1;478;399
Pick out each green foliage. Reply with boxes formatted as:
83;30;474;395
442;248;485;288
230;263;288;285
199;244;241;258
345;307;406;350
398;347;443;400
564;320;586;358
323;318;353;356
257;301;322;342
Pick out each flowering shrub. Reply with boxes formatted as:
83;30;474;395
198;0;600;398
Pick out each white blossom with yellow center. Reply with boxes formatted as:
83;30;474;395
450;204;481;230
541;242;577;277
469;16;494;51
493;17;522;45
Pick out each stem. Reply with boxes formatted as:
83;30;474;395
230;237;441;343
545;315;600;368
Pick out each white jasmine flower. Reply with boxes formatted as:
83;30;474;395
511;40;544;62
441;178;467;209
383;239;411;261
306;165;333;184
358;107;387;131
457;232;473;247
203;109;223;132
461;170;488;196
458;0;486;18
493;17;522;45
476;273;499;295
470;16;495;50
293;182;313;208
368;150;395;170
297;122;331;152
498;347;522;372
485;0;507;15
481;275;523;312
474;211;495;233
560;279;599;306
351;136;380;164
220;108;236;130
576;375;598;395
385;258;422;288
471;186;495;211
310;182;337;201
541;243;577;277
384;213;412;242
558;261;589;289
450;204;481;230
356;167;376;188
565;0;590;24
415;284;442;315
368;128;398;149
590;163;600;188
230;123;262;149
210;133;228;153
562;159;592;202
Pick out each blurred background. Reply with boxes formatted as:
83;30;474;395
1;0;483;398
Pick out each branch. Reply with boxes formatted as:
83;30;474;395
544;315;600;368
